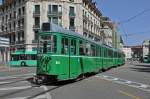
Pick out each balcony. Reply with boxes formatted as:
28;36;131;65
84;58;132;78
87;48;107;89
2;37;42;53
69;26;76;32
33;25;40;30
10;41;15;45
19;14;25;19
33;11;40;17
69;13;76;18
17;25;24;31
83;15;89;21
83;27;89;33
47;11;62;16
15;40;25;44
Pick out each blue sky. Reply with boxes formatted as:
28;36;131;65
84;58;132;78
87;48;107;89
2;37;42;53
96;0;150;46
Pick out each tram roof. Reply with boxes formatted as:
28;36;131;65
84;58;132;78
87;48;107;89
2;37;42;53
40;23;122;52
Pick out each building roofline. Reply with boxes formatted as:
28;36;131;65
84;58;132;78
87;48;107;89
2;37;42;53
83;0;102;17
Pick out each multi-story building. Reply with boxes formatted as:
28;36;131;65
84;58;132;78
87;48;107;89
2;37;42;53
100;16;113;47
112;22;120;49
0;0;120;62
122;46;133;61
0;0;102;51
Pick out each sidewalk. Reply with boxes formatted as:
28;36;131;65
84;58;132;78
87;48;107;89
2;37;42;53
0;62;9;70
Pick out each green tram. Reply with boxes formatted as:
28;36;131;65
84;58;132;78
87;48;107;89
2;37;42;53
10;50;37;67
36;23;125;82
143;55;150;63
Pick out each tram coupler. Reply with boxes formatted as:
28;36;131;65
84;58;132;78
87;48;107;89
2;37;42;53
32;75;46;85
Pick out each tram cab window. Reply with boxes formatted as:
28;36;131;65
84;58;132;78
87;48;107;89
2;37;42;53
11;55;19;61
61;38;68;54
39;35;57;54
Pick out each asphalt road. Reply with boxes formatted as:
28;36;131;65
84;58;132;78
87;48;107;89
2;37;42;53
0;62;150;99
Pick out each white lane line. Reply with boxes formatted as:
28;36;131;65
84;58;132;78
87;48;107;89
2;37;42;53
95;75;150;92
0;86;31;91
7;95;46;99
0;82;9;84
0;73;35;80
0;81;28;84
42;86;52;99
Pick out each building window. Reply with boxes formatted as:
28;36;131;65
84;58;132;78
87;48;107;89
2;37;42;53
22;7;25;15
34;31;38;40
13;22;16;30
18;32;20;41
53;17;58;25
69;6;75;16
69;0;74;2
14;11;16;18
34;17;40;27
48;5;51;13
22;31;24;40
70;18;74;27
52;5;58;13
48;17;51;23
35;5;40;14
58;5;62;13
18;8;21;16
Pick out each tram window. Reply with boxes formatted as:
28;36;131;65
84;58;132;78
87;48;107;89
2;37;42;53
100;47;101;57
11;55;19;61
79;41;86;55
53;35;57;53
31;55;37;60
61;38;68;54
91;45;96;56
108;50;112;57
86;43;91;56
96;46;100;56
43;41;48;53
71;39;76;55
104;48;108;57
21;54;27;60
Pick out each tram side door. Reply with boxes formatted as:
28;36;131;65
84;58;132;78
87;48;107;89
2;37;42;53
68;38;80;79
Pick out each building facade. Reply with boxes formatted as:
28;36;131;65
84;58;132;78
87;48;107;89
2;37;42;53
100;17;113;47
122;46;133;61
0;0;103;51
0;0;120;61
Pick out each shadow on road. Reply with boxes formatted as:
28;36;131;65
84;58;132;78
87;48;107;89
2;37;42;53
131;63;150;73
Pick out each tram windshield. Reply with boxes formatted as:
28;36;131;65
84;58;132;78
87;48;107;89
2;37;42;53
11;55;19;61
39;35;57;54
11;54;37;61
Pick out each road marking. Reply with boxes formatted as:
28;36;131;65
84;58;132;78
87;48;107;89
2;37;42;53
119;90;141;99
0;86;31;91
0;81;28;84
42;86;52;99
0;82;10;84
7;95;46;99
95;75;150;92
0;73;35;80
